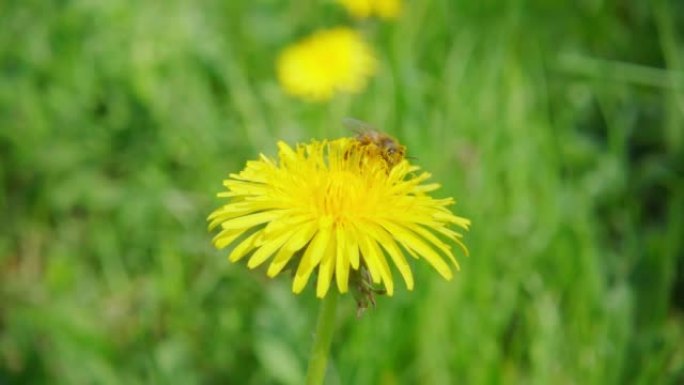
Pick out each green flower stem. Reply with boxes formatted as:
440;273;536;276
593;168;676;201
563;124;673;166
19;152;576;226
305;291;339;385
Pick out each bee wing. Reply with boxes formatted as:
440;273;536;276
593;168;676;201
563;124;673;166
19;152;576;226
342;117;376;135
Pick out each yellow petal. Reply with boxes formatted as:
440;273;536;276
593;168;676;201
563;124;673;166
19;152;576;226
335;225;350;293
262;213;310;236
346;225;360;269
228;231;260;263
285;221;318;251
379;221;453;280
355;228;382;284
366;222;414;290
207;206;253;230
409;224;460;270
267;247;297;277
247;230;294;269
292;228;331;293
266;222;317;277
363;229;394;296
218;211;282;231
212;228;247;249
316;236;336;298
307;226;332;268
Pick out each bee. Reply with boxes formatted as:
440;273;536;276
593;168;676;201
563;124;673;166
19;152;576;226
343;117;406;168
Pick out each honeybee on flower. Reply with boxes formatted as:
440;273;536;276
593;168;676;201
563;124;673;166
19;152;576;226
344;117;406;169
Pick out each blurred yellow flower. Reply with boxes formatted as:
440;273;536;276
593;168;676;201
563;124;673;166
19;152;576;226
337;0;402;19
208;137;470;298
276;28;377;101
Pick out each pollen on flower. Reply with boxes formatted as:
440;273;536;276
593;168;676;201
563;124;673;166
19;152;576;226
208;137;470;298
276;28;377;101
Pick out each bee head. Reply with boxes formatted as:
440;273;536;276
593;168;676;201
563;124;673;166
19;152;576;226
383;144;406;167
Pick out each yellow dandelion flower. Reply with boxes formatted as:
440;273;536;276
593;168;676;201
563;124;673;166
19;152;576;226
276;28;377;101
207;137;470;298
337;0;402;20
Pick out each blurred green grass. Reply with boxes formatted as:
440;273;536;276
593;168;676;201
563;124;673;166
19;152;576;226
1;0;683;384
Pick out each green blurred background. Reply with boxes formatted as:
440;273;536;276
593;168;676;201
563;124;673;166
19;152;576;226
2;0;683;384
